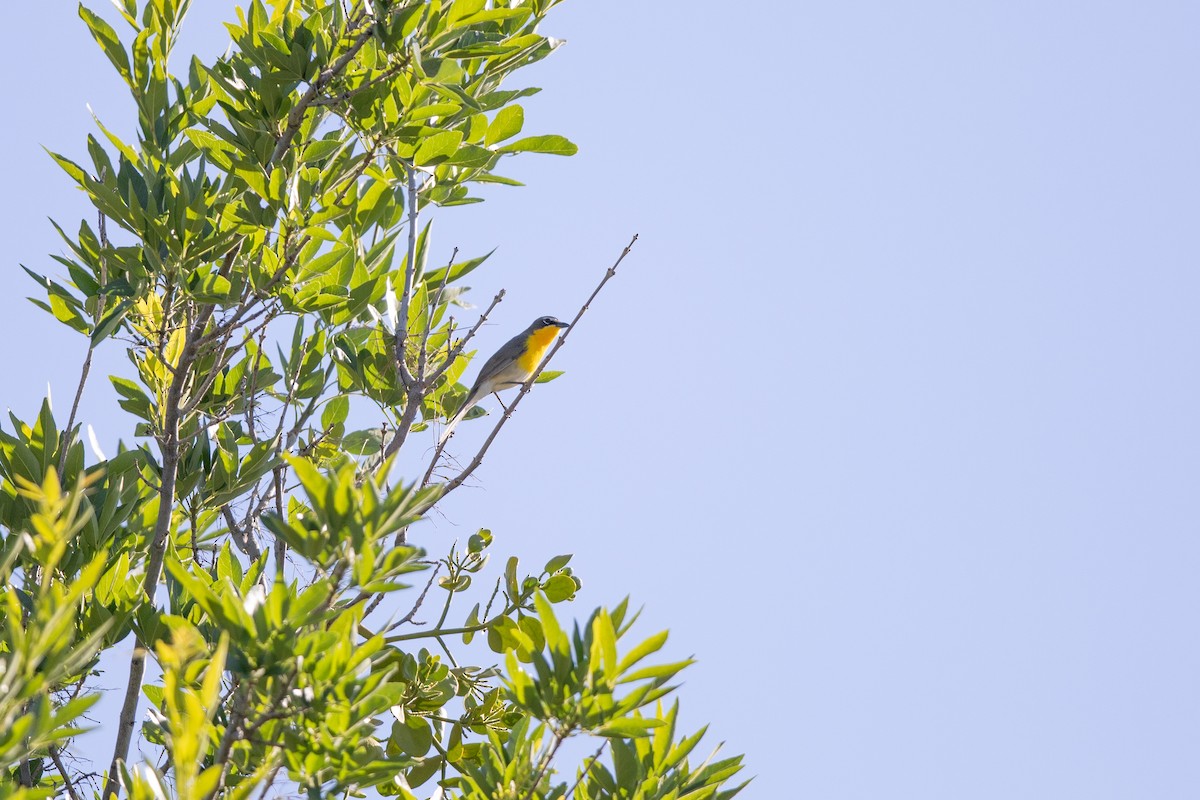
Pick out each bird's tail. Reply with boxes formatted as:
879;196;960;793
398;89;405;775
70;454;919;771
437;390;481;445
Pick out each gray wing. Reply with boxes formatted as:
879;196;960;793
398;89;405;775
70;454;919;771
469;330;529;394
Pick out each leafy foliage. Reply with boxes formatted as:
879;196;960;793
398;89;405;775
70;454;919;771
1;1;747;798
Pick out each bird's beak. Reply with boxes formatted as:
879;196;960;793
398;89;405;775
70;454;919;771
555;320;570;329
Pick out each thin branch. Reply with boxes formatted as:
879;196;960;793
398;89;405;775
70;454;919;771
395;562;441;624
254;762;284;800
440;234;638;497
223;505;263;560
105;287;223;798
384;594;520;643
521;728;571;800
418;246;457;381
565;739;609;800
205;681;251;800
268;14;381;165
425;288;506;388
378;160;426;461
311;60;408;107
395;287;505;471
394;158;421;391
59;198;111;478
273;467;286;576
49;744;84;800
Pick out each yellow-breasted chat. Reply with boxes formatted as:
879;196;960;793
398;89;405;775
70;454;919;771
438;315;570;443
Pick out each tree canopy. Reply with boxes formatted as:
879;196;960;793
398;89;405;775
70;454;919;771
1;1;748;798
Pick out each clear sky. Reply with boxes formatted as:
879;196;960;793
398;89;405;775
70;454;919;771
4;1;1200;797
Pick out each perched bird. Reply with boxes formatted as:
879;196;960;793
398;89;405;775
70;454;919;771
438;315;570;443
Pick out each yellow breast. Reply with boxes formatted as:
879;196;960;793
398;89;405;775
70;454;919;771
517;326;561;373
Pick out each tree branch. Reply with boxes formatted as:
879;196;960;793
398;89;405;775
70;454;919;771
59;198;111;479
439;234;638;497
104;290;223;798
425;289;506;389
521;728;571;800
565;740;609;798
269;15;380;166
205;681;252;800
49;744;84;800
394;159;421;391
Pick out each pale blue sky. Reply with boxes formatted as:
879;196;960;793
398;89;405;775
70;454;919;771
4;2;1200;797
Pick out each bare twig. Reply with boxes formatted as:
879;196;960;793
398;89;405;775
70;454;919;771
425;289;506;389
377;160;430;462
440;234;638;497
409;289;507;480
521;728;571;800
418;246;457;381
49;744;84;800
565;739;609;800
205;681;252;800
273;467;286;576
59;197;111;478
395;562;441;624
255;761;285;800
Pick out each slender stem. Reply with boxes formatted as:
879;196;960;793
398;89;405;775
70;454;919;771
425;288;505;388
417;289;507;484
268;15;380;165
255;762;284;800
565;739;609;799
417;246;455;384
49;744;84;800
273;467;286;576
382;160;424;461
311;59;407;107
394;159;420;385
395;562;441;623
205;681;251;800
384;599;518;643
223;505;262;560
59;202;111;478
521;728;570;800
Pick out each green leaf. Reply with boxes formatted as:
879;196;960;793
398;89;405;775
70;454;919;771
342;428;384;456
390;715;433;757
79;5;131;86
423;248;494;289
596;717;666;738
504;556;519;599
497;134;578;156
534;370;564;384
447;0;487;27
542;573;576;603
301;138;345;164
485;105;524;146
594;610;618;682
414;131;464;166
617;630;668;675
618;659;695;685
321;396;349;429
544;553;571;573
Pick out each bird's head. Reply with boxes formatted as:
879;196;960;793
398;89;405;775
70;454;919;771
532;316;570;330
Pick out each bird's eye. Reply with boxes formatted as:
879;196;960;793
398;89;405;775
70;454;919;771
541;316;553;326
